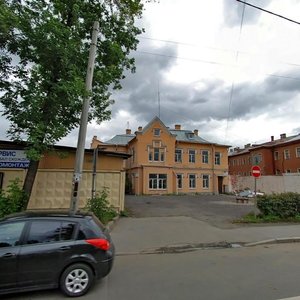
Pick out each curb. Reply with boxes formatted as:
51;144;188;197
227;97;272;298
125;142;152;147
245;237;300;247
106;215;120;232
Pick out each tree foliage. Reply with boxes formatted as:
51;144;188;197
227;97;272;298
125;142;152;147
0;0;146;159
0;0;151;201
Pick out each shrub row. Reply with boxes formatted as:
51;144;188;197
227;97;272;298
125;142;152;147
0;179;28;218
257;192;300;218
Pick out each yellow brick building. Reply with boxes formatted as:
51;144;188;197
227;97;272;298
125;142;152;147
92;116;230;195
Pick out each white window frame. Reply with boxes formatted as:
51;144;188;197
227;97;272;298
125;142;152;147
175;149;182;163
215;152;221;165
202;174;209;189
189;174;196;189
274;151;279;160
202;150;209;164
149;174;167;190
284;149;290;160
296;147;300;158
189;150;196;163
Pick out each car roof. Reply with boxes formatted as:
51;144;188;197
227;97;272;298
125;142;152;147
0;210;94;222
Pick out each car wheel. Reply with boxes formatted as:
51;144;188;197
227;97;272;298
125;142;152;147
60;263;94;297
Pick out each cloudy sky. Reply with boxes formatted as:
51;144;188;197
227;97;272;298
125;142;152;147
2;0;300;148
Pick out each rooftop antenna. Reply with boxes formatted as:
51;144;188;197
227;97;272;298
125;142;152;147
158;80;161;118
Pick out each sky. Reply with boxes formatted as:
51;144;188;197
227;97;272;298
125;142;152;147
1;0;300;149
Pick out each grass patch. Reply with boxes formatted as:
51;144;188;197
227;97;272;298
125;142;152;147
236;212;300;224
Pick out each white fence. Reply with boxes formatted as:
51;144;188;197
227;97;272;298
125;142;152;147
228;173;300;194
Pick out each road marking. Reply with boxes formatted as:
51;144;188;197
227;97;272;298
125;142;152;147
278;297;300;300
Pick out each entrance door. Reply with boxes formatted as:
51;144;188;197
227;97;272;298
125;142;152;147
218;176;223;194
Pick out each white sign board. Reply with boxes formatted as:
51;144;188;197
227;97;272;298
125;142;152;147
0;150;30;169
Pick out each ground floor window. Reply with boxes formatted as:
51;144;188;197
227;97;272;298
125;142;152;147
203;174;209;189
149;174;167;190
189;174;196;189
176;174;183;189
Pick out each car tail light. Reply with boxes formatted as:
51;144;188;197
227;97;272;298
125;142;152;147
86;239;110;251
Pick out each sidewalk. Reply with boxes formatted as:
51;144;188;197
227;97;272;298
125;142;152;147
111;216;300;254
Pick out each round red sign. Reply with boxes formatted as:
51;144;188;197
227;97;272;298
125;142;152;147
251;165;261;178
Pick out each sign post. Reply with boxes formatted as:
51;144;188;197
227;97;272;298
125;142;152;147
251;166;261;215
251;165;261;195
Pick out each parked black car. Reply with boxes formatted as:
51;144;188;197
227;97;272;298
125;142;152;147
0;210;115;297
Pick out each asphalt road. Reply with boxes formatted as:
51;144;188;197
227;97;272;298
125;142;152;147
125;194;257;228
5;195;300;300
6;243;300;300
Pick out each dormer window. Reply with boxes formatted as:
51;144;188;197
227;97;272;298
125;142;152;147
154;128;161;136
187;133;195;140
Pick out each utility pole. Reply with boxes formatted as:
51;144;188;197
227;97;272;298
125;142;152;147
69;21;99;215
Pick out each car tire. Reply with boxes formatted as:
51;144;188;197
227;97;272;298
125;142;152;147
60;263;94;297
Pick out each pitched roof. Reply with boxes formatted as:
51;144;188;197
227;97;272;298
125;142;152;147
104;134;135;145
229;133;300;157
169;129;211;144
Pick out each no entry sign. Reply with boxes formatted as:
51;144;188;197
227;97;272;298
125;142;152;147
251;165;261;178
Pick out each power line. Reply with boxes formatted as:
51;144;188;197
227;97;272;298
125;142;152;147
139;36;300;69
236;0;300;25
135;50;300;82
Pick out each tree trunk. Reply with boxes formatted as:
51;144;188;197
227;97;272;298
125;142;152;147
23;160;40;208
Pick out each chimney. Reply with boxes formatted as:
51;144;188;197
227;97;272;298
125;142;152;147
271;136;274;141
194;129;198;136
175;124;181;130
138;126;143;132
126;129;131;135
234;147;240;152
244;143;251;148
280;133;286;139
93;135;97;141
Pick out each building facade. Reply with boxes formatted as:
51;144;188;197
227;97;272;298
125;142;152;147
0;141;130;211
91;117;230;195
228;133;300;176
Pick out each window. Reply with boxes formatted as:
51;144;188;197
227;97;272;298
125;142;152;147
276;169;281;175
189;174;196;188
0;222;25;248
274;151;279;160
296;147;300;158
149;147;165;162
154;128;161;136
202;175;209;189
298;168;300;173
202;150;209;164
175;149;182;162
286;169;291;173
215;152;221;165
177;174;183;189
189;150;195;163
252;154;262;164
27;221;75;244
131;148;135;162
284;149;290;160
149;174;167;190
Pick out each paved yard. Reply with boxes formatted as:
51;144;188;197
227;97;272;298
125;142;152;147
125;194;257;228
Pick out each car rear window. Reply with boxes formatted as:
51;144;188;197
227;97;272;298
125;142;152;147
76;219;105;240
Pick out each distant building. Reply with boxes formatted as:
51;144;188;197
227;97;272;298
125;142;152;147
91;116;230;195
228;133;300;176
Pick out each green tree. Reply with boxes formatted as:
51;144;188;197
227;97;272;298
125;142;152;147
0;0;149;205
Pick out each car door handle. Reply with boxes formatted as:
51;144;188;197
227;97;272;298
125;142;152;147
59;246;71;251
2;253;16;258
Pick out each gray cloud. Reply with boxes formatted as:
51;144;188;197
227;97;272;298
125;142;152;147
223;0;272;27
112;39;300;133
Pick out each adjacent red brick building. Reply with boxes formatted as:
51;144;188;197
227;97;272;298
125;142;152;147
229;133;300;176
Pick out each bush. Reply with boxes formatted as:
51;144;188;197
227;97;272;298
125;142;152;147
85;188;117;224
257;192;300;218
0;178;28;218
